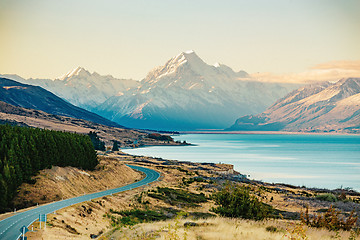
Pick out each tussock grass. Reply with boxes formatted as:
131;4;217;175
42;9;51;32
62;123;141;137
104;217;357;240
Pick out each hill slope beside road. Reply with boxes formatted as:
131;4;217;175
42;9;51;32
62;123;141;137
12;157;142;210
0;164;160;240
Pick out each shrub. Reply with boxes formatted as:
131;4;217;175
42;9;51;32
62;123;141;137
148;187;207;207
182;176;205;186
301;205;358;231
211;184;273;220
315;193;337;202
108;209;168;226
147;133;173;142
266;226;278;233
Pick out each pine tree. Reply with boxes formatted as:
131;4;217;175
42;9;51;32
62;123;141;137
112;141;119;151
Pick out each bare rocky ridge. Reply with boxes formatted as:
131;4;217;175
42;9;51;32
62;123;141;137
229;78;360;133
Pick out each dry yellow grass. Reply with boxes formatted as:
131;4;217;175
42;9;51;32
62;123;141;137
104;217;358;240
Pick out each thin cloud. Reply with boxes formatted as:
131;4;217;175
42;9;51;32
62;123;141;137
312;60;360;70
250;60;360;83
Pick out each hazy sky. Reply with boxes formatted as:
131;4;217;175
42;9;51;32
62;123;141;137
1;0;359;80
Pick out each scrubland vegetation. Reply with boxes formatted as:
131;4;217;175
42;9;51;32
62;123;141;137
2;147;359;239
100;160;360;240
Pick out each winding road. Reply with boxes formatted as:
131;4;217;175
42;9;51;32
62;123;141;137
0;164;160;240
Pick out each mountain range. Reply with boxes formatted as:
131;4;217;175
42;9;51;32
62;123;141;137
3;51;299;130
3;68;139;110
228;78;360;133
96;51;299;130
3;51;359;133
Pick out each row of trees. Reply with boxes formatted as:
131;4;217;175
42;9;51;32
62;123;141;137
0;124;98;213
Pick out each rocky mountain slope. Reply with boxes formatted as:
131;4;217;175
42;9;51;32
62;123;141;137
0;77;122;127
96;51;298;130
228;78;360;133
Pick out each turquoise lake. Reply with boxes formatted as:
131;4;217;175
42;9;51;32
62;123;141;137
123;134;360;191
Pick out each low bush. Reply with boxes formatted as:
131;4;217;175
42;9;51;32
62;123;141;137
265;225;278;233
182;176;206;186
109;209;168;226
148;187;207;207
301;205;358;231
211;184;273;220
315;193;338;202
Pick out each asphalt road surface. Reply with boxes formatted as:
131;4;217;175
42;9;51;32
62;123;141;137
0;164;160;240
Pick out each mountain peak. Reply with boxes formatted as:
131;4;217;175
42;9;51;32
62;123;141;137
213;62;221;68
58;66;90;80
144;50;250;83
184;50;195;55
172;50;202;64
173;50;207;70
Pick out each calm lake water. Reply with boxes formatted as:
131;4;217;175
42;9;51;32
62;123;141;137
123;134;360;191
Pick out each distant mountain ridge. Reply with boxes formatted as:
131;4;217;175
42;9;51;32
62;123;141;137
0;77;122;128
228;78;360;133
1;68;140;110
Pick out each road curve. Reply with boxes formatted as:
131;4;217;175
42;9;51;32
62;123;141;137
0;165;160;240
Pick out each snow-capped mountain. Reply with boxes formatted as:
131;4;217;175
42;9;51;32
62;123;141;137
1;68;140;110
228;78;360;133
95;51;298;130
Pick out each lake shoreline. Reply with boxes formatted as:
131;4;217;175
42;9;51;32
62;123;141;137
179;130;360;136
123;133;360;192
118;150;360;196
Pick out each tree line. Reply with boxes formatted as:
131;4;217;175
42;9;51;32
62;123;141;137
0;124;98;213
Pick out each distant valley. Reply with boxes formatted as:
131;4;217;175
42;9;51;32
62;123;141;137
0;77;183;147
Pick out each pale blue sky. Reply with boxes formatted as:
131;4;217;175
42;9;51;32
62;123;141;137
1;0;359;80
